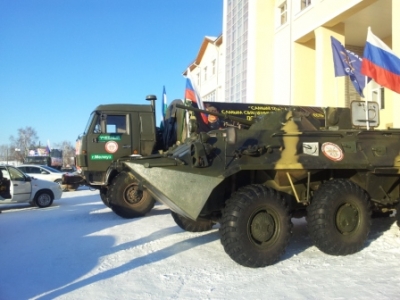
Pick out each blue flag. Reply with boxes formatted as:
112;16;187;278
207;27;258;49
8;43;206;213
331;36;366;97
162;86;167;121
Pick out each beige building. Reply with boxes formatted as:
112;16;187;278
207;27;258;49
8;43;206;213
183;36;224;103
185;0;400;127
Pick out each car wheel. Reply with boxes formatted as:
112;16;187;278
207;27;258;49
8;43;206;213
35;191;54;208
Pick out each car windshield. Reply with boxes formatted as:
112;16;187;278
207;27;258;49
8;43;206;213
40;165;62;173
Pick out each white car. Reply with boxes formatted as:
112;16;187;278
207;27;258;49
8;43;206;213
0;165;63;208
17;164;65;185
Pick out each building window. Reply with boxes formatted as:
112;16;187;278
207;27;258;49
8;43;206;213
212;59;216;75
301;0;311;10
279;2;287;25
204;90;216;102
204;66;208;81
197;72;200;86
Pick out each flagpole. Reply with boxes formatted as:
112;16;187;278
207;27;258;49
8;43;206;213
365;76;369;130
335;78;338;107
185;68;191;138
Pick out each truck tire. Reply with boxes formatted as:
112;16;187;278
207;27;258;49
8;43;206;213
307;179;371;255
34;191;54;208
100;187;110;208
108;171;155;218
171;211;215;232
220;184;292;268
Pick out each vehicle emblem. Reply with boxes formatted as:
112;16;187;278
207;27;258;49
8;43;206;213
321;142;344;161
105;141;118;153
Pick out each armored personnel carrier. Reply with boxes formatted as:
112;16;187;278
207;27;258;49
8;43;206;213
105;101;399;267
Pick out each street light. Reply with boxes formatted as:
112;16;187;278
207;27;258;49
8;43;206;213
14;148;21;165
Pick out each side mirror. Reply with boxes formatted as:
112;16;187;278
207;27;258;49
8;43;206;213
100;113;107;133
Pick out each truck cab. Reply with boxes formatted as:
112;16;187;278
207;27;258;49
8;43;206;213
75;96;158;186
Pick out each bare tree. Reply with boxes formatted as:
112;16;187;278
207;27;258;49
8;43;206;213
9;127;39;162
54;141;76;167
0;144;11;162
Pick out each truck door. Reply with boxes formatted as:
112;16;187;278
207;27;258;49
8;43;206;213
85;113;133;182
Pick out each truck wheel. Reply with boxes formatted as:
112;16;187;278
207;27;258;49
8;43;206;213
35;191;54;208
307;179;371;255
171;211;215;232
100;187;110;208
220;185;292;268
108;171;155;218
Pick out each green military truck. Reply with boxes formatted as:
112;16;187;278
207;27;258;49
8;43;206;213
71;95;185;217
102;100;399;268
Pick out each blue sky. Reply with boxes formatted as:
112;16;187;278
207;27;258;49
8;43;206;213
0;0;222;147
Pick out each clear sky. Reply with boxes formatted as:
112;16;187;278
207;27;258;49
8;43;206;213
0;0;222;147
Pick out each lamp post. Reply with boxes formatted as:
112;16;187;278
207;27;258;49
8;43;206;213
15;148;21;165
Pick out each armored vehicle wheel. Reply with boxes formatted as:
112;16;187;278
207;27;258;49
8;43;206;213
220;184;292;268
171;211;215;232
397;203;400;228
108;171;155;219
100;187;110;208
307;179;371;255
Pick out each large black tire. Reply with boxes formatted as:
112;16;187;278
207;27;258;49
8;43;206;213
307;179;371;255
100;187;110;208
171;211;215;232
35;191;54;208
108;171;155;219
220;184;292;268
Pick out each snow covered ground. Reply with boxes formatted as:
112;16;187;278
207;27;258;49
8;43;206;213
1;188;399;300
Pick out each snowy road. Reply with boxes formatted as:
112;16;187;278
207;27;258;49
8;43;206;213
1;189;399;299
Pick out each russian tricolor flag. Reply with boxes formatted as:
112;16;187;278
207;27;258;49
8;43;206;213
185;78;204;110
361;28;400;94
184;77;208;126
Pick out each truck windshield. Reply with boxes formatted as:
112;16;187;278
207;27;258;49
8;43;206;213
83;112;98;135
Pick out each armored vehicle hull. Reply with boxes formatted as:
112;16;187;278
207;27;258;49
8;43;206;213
107;105;400;267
